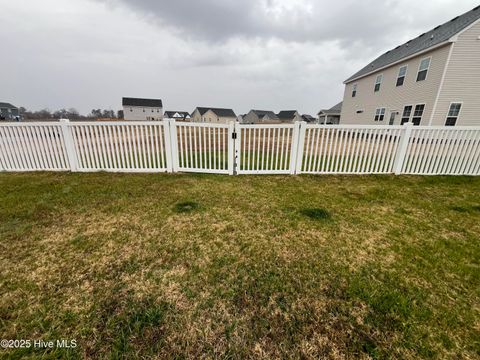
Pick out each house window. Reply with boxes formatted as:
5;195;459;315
396;65;408;87
412;104;425;125
130;108;133;112
416;58;431;82
352;83;357;97
374;74;383;92
445;103;462;126
401;105;412;124
374;108;386;121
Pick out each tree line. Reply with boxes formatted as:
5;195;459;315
19;107;124;120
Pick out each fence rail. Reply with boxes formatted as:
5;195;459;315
0;120;479;176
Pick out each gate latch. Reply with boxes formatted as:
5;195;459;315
232;132;237;140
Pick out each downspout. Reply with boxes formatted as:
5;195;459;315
429;42;455;126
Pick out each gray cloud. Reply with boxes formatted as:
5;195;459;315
100;0;466;48
1;0;478;116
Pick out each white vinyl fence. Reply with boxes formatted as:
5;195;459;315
69;122;171;172
298;125;404;175
1;120;479;176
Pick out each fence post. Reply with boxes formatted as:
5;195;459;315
233;121;241;175
60;119;78;172
164;119;176;173
393;122;413;175
295;121;307;174
170;119;180;172
290;121;305;175
228;121;235;175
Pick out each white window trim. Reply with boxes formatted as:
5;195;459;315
352;83;358;97
445;101;463;126
396;65;408;86
374;74;383;92
416;56;431;82
401;104;414;124
374;107;386;121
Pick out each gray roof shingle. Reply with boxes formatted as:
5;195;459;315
318;101;343;115
277;110;298;119
301;114;317;122
196;107;236;117
122;97;163;107
345;6;480;83
251;110;279;119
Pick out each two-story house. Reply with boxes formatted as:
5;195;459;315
341;6;480;126
122;97;163;121
243;110;303;124
191;107;237;123
243;110;280;124
277;110;302;123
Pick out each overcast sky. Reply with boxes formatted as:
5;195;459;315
0;0;478;115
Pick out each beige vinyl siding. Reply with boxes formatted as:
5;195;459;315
191;109;203;122
341;44;452;125
123;106;163;121
433;19;480;126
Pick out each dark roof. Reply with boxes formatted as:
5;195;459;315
345;6;480;83
318;102;343;115
164;111;190;118
195;107;236;117
302;114;316;122
0;102;17;109
250;110;279;119
277;110;298;119
122;97;163;107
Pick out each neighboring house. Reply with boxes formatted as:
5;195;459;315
341;6;480;126
301;114;317;123
277;110;302;123
0;102;19;120
243;110;280;124
237;114;246;123
164;111;191;121
318;102;342;124
122;97;163;121
191;107;237;123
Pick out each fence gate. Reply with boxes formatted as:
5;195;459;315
234;123;300;174
170;121;235;175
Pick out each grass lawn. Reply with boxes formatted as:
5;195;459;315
0;173;479;359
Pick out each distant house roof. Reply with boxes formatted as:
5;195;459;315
122;97;163;107
164;111;190;118
195;107;236;117
251;110;279;120
302;114;316;122
0;102;18;109
318;102;343;116
345;5;480;83
277;110;298;119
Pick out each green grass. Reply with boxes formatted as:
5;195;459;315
0;173;479;359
